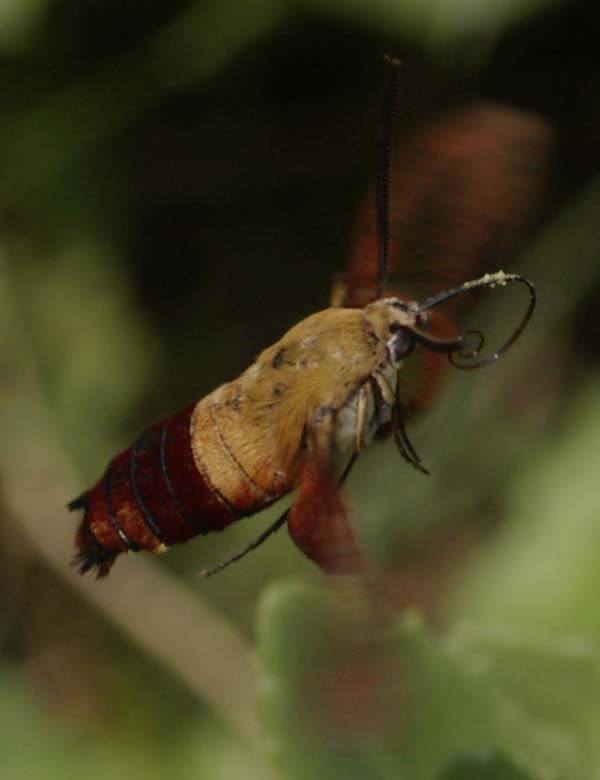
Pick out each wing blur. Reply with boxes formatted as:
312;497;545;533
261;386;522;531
337;102;552;414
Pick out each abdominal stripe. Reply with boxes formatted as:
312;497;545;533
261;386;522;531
131;435;166;543
158;422;201;532
103;462;140;551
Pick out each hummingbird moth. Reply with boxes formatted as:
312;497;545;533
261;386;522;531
69;60;549;578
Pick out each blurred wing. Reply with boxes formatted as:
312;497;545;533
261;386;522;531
337;102;552;415
288;422;364;575
338;102;552;311
288;456;364;574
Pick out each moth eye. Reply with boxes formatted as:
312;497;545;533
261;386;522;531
390;328;416;361
389;322;403;333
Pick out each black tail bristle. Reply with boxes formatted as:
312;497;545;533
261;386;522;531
69;490;116;577
71;549;116;579
67;490;90;512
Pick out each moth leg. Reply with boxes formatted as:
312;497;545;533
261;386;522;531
372;371;395;407
200;506;289;577
288;411;364;575
392;378;430;476
355;384;370;452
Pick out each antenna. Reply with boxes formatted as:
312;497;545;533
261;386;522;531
376;55;402;300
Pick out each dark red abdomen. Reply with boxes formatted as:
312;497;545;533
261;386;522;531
70;404;238;577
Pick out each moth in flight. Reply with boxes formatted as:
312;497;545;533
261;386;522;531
69;60;550;578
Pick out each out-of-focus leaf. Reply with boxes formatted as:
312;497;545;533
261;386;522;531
0;664;272;780
256;581;391;780
450;624;600;767
449;376;600;641
441;751;535;779
0;0;47;53
175;721;274;780
299;0;562;49
0;667;156;780
0;0;289;203
257;581;600;780
5;239;158;479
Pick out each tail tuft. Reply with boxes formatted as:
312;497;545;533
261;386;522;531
67;491;90;512
70;491;116;578
71;549;116;579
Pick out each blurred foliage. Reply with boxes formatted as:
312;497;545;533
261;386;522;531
257;583;600;779
0;0;49;53
2;0;600;779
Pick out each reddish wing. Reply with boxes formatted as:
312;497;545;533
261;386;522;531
288;414;365;575
288;455;364;575
342;102;552;309
337;102;552;414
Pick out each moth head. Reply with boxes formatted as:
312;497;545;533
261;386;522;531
364;271;536;370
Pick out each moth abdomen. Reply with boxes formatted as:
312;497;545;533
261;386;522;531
70;404;238;577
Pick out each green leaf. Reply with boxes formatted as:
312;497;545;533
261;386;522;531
3;238;158;479
450;624;600;772
441;751;535;780
0;0;48;53
449;377;600;641
0;0;289;204
257;582;600;780
256;581;392;780
299;0;563;50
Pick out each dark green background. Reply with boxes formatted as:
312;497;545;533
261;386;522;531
1;1;600;778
